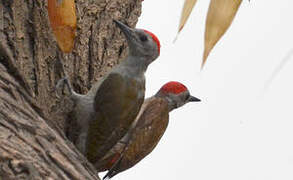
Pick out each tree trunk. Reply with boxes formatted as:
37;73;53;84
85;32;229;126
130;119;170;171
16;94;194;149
0;0;141;179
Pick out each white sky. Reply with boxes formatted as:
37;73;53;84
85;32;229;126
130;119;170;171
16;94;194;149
104;0;293;179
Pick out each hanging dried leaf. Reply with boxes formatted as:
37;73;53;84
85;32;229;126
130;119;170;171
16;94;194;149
202;0;242;67
175;0;198;41
48;0;76;53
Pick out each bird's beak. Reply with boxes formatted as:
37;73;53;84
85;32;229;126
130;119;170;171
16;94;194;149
188;95;201;102
113;20;135;42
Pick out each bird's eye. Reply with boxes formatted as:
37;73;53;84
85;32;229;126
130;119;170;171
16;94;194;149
139;35;148;42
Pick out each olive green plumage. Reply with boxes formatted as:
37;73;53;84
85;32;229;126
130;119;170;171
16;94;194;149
86;73;145;163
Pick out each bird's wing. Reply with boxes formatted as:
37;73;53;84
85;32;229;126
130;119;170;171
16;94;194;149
104;97;170;179
86;73;145;163
136;97;169;130
126;97;169;158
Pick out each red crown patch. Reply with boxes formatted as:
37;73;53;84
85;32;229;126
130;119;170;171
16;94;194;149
143;30;161;54
160;81;188;94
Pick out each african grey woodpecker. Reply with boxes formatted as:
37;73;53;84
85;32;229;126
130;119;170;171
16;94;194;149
57;20;161;164
95;81;201;180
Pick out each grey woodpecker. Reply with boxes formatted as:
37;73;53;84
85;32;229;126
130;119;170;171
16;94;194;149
95;81;201;180
57;20;161;164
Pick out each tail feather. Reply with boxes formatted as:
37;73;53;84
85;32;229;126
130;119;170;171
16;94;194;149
103;170;117;180
103;175;110;180
103;126;133;179
103;155;123;180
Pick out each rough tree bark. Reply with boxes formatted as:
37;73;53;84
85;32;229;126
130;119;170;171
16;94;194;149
0;0;141;179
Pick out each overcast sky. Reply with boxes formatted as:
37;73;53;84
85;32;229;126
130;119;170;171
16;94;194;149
102;0;293;179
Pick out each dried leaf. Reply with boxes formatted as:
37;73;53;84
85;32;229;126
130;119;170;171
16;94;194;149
175;0;198;41
48;0;76;53
202;0;242;67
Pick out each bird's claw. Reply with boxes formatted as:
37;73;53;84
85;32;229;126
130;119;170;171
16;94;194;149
55;77;69;98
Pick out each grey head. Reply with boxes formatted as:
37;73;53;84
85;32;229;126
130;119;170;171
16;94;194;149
113;20;160;65
155;81;201;112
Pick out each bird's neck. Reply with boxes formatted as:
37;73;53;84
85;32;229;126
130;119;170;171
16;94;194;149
122;55;149;73
154;93;176;112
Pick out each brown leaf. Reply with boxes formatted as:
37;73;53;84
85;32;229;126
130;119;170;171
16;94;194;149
48;0;76;53
202;0;242;68
175;0;198;40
